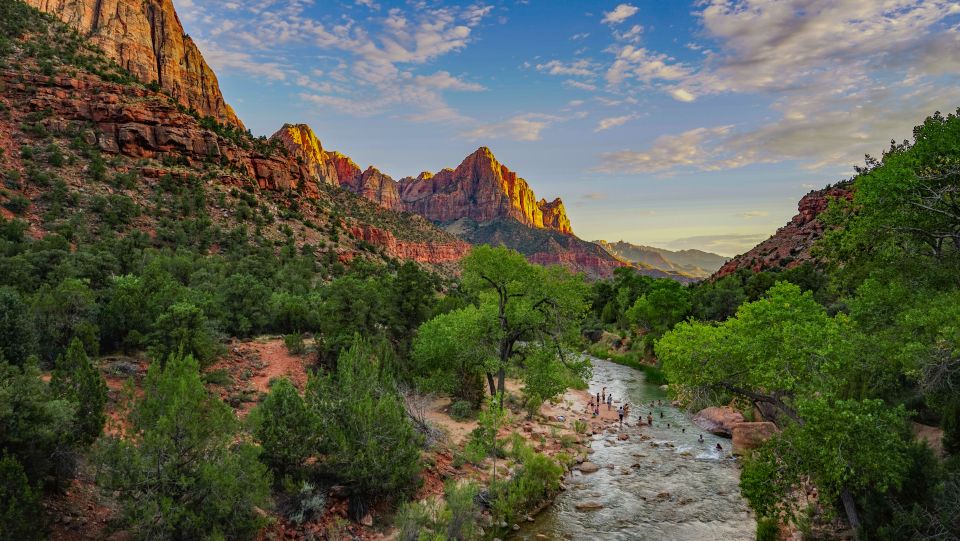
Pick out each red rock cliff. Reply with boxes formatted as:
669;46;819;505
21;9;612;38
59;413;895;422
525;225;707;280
713;186;853;278
25;0;243;129
271;124;339;187
398;147;575;234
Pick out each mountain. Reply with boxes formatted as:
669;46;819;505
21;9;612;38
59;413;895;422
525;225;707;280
25;0;243;128
712;185;853;278
0;1;467;269
596;240;728;279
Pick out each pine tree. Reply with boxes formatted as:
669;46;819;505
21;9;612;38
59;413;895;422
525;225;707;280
248;377;319;475
0;454;42;541
51;338;107;445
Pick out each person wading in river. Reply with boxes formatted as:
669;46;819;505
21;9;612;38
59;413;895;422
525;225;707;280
617;405;624;427
647;413;653;426
607;394;613;411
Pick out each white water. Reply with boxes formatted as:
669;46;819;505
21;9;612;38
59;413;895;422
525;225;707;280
512;359;756;540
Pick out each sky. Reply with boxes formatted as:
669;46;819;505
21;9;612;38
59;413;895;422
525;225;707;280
172;0;960;257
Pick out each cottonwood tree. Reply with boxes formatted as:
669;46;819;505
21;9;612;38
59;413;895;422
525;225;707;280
418;245;589;399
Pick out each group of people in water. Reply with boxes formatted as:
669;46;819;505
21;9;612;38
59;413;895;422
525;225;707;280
587;387;725;453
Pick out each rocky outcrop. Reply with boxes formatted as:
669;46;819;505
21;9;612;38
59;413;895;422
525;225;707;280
731;422;778;454
398;147;574;235
25;0;243;128
713;186;853;278
692;407;745;437
271;124;339;187
349;224;469;264
344;167;403;212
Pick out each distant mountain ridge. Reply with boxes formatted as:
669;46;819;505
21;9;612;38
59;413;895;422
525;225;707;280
596;240;728;279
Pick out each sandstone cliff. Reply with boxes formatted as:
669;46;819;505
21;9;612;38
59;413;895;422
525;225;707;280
271;124;340;187
398;147;575;235
25;0;243;128
713;185;853;278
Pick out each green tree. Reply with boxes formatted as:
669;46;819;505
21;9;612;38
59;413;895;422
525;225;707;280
306;337;422;518
625;279;691;351
457;245;589;398
0;359;76;488
248;378;319;475
411;305;493;406
216;273;271;337
97;354;271;540
148;302;220;365
31;278;99;363
0;454;42;541
50;338;107;445
0;286;35;366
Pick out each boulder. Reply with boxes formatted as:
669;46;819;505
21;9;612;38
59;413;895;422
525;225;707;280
575;501;603;511
578;462;599;473
731;422;778;454
692;406;745;437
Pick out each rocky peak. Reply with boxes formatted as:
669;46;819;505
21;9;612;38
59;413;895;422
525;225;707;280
25;0;243;128
271;124;339;186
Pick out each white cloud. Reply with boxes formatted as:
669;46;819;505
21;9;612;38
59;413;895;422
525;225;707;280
564;80;598;91
614;24;643;43
571;32;590;40
595;126;737;174
413;71;485;91
602;3;639;25
594;114;636;132
464;113;564;142
666;234;771;257
739;211;769;219
195;40;287;80
536;59;596;77
605;46;690;86
669;88;696;102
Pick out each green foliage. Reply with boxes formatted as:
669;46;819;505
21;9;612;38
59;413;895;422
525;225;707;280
248;378;318;475
2;195;29;215
0;359;76;488
0;454;42;541
31;278;99;363
50;338;107;445
412;305;492;406
306;337;422;516
283;332;305;354
148;302;220;366
741;399;910;525
395;481;482;541
449;400;475;421
490;437;563;525
625;278;691;344
97;354;272;540
0;286;35;365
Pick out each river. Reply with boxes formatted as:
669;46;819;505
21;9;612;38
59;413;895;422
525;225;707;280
512;358;756;540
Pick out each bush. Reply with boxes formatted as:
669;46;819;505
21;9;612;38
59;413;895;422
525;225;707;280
0;286;36;366
50;338;107;445
283;332;305;354
449;400;475;421
756;517;779;541
148;302;220;366
2;195;29;215
395;481;481;541
490;438;563;525
248;377;318;475
96;354;272;540
307;337;422;518
0;454;42;541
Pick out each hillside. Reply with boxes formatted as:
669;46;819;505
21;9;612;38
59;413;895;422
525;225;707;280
596;240;727;279
712;184;852;279
0;2;467;271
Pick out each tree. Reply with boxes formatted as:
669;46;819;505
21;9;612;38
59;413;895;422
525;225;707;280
50;338;107;445
457;245;589;398
97;354;271;540
386;261;437;354
216;273;271;337
658;282;902;531
626;279;691;351
248;378;319;475
0;454;42;541
411;304;494;407
314;275;387;364
0;286;35;366
741;398;910;530
31;278;99;363
148;302;220;365
306;337;422;518
0;359;76;488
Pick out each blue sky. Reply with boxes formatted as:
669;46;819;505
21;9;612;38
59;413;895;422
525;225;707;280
173;0;960;256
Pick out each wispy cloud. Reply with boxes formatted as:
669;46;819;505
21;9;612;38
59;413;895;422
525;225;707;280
464;113;564;142
739;211;769;219
594;114;636;132
666;233;771;257
602;3;639;25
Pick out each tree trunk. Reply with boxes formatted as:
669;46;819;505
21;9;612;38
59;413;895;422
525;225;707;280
486;373;496;397
840;487;861;533
497;367;506;398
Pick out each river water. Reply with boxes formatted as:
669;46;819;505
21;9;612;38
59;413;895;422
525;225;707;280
512;359;756;540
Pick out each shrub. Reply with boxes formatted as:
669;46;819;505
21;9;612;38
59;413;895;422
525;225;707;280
0;286;36;366
573;419;588;434
283;332;305;354
307;337;422;518
490;438;563;525
96;354;272;540
248;378;318;475
148;302;220;366
50;338;107;445
2;195;29;215
756;517;779;541
449;399;475;421
0;454;42;541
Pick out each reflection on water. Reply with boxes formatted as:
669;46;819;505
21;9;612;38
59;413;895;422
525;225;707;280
511;359;755;541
